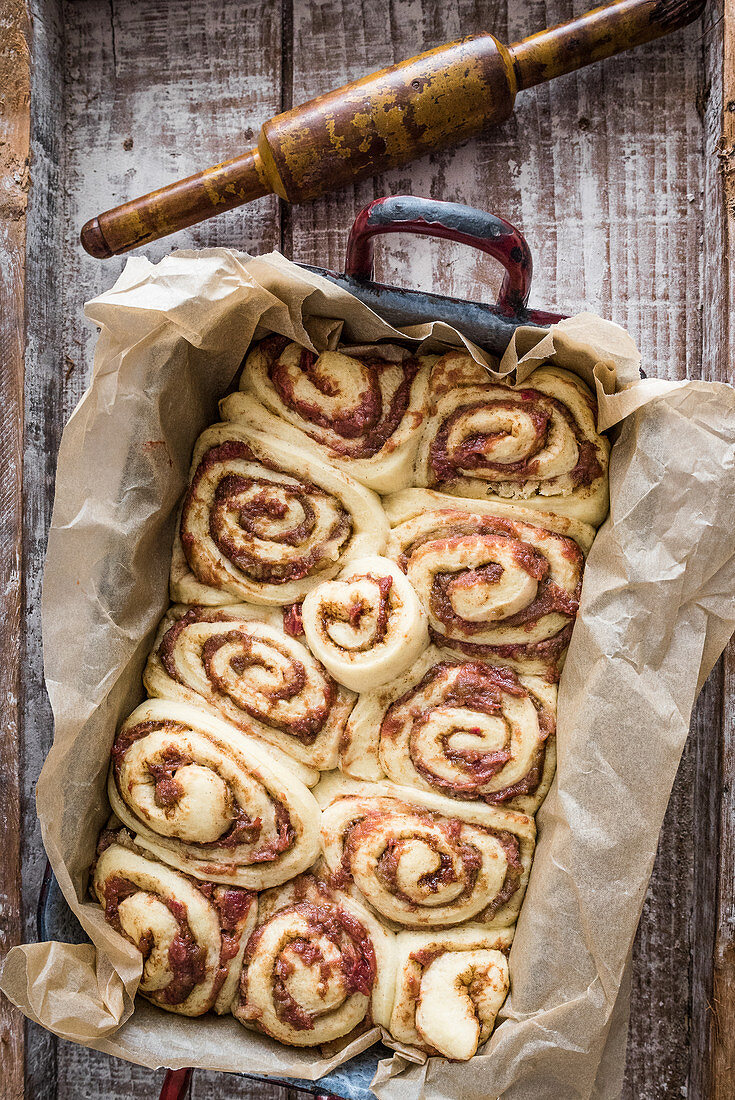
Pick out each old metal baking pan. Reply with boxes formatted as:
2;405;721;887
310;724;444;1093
36;194;564;1100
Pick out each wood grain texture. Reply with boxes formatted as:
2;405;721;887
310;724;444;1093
0;1;30;1097
23;0;288;1095
22;3;65;1096
12;0;733;1097
703;2;735;1094
285;6;708;1093
714;641;735;1097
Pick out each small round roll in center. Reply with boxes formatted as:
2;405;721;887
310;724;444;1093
301;556;429;691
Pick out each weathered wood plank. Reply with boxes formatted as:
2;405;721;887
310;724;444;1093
714;641;735;1098
704;3;735;1094
623;733;700;1099
286;3;709;1098
288;0;705;377
191;1074;302;1099
689;664;722;1100
22;1;65;1094
0;2;30;1098
55;1044;301;1100
23;0;286;1096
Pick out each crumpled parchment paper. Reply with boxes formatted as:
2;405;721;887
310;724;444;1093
2;249;734;1100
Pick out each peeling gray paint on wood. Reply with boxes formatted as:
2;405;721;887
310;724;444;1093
6;0;733;1097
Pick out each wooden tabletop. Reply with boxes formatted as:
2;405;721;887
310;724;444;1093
1;1;733;1097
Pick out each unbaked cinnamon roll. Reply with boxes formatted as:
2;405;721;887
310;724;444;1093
415;353;610;525
389;925;513;1059
341;646;556;815
92;832;257;1016
170;420;388;606
233;873;396;1046
317;776;535;929
385;489;593;680
144;603;355;778
107;700;321;889
300;556;429;692
221;336;433;493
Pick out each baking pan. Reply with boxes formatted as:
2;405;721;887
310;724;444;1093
36;194;566;1100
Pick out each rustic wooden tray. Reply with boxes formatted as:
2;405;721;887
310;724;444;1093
2;1;733;1098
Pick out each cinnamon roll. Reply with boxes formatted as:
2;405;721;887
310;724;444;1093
389;925;514;1059
144;603;355;778
341;646;556;815
233;873;396;1046
415;353;610;526
300;556;429;692
385;489;593;680
92;833;257;1016
107;700;321;889
221;336;433;493
317;776;535;929
170;420;388;606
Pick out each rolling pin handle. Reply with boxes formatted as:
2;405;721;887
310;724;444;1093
79;147;270;258
345;196;533;316
509;0;707;90
80;217;114;260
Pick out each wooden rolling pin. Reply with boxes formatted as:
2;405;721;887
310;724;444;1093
81;0;706;258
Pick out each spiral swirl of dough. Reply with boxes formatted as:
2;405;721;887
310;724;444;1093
300;556;429;692
233;874;396;1046
385;489;593;680
171;421;388;606
389;925;513;1059
341;646;556;814
221;336;433;492
144;604;355;778
93;838;257;1016
317;778;535;929
415;354;609;525
108;700;321;889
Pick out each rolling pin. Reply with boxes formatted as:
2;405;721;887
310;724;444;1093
81;0;706;258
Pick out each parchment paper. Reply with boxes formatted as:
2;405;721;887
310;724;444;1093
2;248;734;1100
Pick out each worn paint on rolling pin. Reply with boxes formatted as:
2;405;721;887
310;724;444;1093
260;36;516;202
